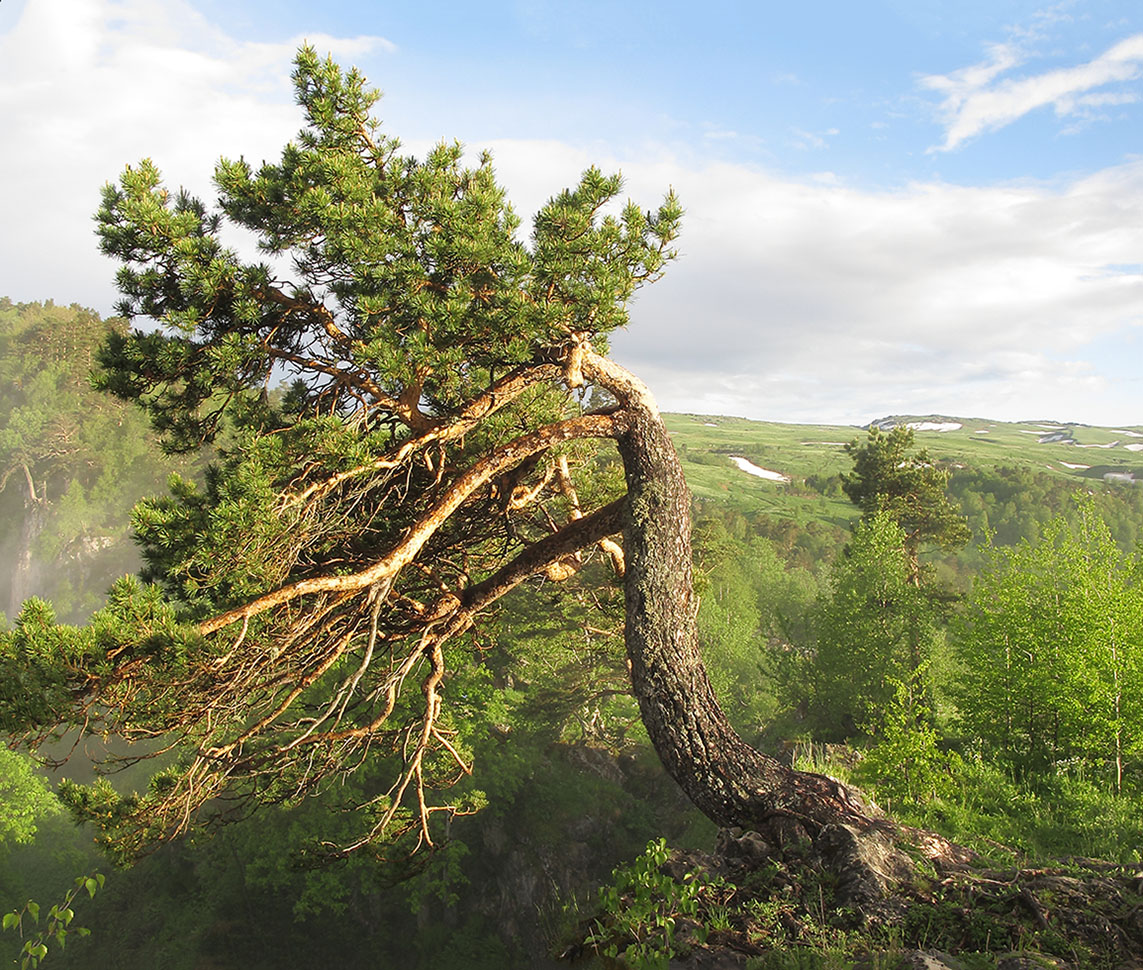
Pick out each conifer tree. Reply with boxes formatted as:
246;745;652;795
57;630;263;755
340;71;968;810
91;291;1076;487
1;48;879;858
841;425;969;580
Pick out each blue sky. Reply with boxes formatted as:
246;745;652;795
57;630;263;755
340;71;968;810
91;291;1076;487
1;0;1141;425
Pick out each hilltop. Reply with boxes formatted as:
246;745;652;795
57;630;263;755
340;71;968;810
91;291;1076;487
666;411;1143;506
663;411;1143;578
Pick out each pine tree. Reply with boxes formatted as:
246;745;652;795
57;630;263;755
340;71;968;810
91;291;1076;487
841;425;970;580
2;48;879;859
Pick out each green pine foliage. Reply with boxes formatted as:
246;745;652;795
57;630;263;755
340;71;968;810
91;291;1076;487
94;46;680;453
841;425;971;564
0;42;689;861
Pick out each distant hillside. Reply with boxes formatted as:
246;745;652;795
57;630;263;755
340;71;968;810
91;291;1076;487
668;411;1143;496
665;412;1143;564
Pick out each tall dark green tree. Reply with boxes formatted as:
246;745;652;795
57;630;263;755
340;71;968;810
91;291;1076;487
1;48;875;859
807;512;939;740
841;425;970;579
805;424;966;743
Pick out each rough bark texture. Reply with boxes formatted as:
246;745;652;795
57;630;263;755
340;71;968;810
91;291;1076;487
614;398;877;839
552;345;888;848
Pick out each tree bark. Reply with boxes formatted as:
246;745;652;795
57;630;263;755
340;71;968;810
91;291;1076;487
586;352;877;840
8;465;46;618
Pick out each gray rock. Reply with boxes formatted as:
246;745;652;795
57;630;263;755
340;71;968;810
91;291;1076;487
996;954;1066;970
812;823;914;907
716;827;774;865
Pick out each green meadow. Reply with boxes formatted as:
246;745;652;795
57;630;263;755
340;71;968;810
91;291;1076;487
666;410;1143;524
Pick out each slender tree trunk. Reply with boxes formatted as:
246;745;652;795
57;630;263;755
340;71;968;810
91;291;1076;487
8;465;46;618
1110;614;1123;795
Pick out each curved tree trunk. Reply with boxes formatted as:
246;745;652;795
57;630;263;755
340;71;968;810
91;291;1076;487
586;352;878;841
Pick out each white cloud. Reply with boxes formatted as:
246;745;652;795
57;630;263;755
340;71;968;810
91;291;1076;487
2;0;1141;428
788;127;837;151
0;0;392;306
1067;90;1139;109
923;33;1143;151
458;135;1143;424
597;157;1143;425
922;42;1024;105
702;127;741;141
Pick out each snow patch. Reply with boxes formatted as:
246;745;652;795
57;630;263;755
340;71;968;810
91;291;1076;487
1125;444;1143;452
905;421;962;432
1018;429;1075;443
1060;461;1091;469
1076;441;1120;449
703;422;718;427
729;456;790;483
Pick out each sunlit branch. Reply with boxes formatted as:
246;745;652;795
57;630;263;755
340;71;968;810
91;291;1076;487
200;411;618;634
285;362;563;510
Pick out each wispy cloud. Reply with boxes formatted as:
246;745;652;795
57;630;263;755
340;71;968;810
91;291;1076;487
923;33;1143;151
788;127;839;151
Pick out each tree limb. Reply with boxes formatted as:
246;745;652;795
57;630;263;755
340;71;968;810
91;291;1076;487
200;411;618;634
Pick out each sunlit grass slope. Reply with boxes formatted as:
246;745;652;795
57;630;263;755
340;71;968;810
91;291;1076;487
665;411;1143;524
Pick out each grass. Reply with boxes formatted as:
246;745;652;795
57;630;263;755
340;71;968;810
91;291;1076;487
788;742;1143;866
664;411;1143;523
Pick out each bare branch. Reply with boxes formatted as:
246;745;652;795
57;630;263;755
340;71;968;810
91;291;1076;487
200;411;619;634
285;362;563;509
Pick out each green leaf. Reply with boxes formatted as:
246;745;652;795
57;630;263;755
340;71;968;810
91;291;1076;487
85;878;99;898
26;901;39;924
2;911;18;931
